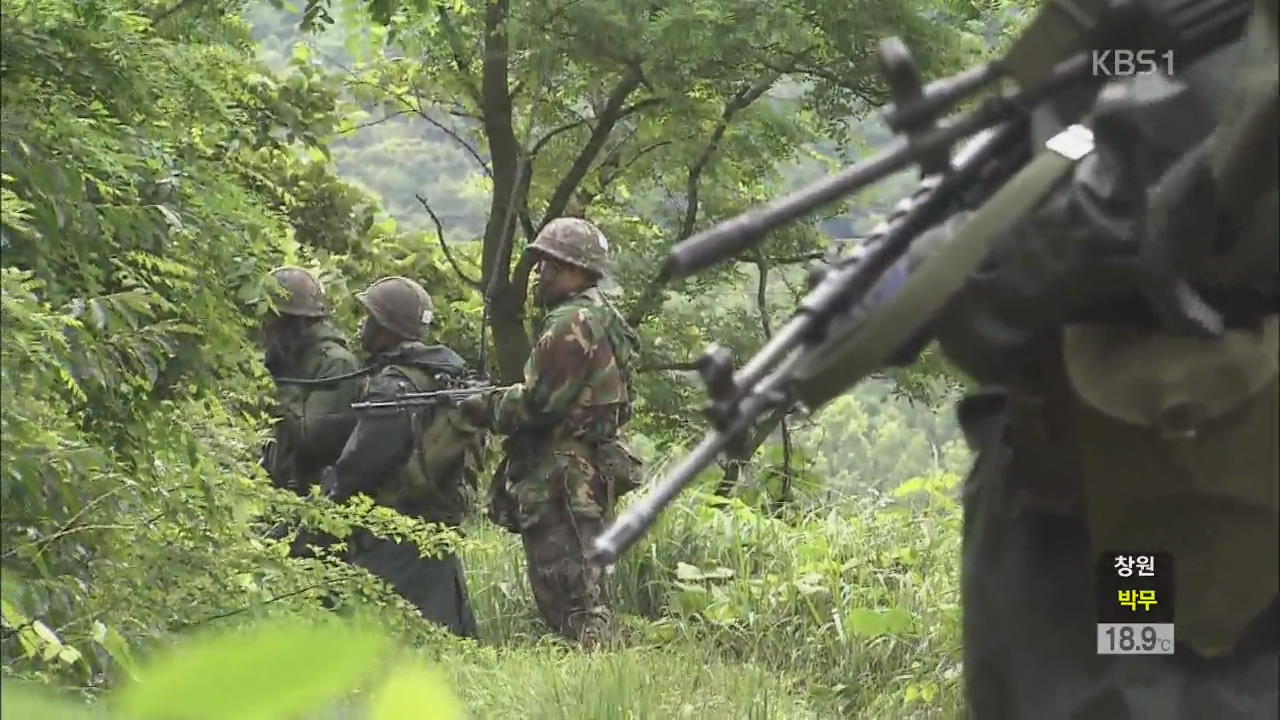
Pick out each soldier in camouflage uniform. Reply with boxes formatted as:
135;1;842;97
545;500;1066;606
259;266;360;559
323;276;483;637
462;218;643;645
865;2;1278;715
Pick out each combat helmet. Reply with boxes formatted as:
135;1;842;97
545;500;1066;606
528;217;610;277
269;266;328;317
356;276;435;340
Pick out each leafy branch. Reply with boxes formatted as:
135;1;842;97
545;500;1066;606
415;193;482;290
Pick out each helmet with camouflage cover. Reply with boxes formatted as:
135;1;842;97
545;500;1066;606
528;217;610;277
269;266;328;317
356;276;435;340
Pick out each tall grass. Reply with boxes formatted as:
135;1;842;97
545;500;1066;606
456;473;964;717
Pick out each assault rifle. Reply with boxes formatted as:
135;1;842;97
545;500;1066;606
590;0;1254;565
350;382;510;414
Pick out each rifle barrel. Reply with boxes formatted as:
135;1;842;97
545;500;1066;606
660;48;1106;282
663;139;916;280
591;354;796;564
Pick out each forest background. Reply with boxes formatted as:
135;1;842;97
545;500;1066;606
1;0;1031;716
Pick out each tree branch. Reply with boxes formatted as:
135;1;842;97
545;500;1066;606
416;194;482;289
338;70;492;178
540;68;646;226
755;253;772;337
530;117;591;156
679;75;779;240
625;75;779;328
436;7;482;104
408;83;493;178
347;109;413;131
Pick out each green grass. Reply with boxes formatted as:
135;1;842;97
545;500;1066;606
445;474;965;718
0;474;964;720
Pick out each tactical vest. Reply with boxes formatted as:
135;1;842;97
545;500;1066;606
364;365;485;527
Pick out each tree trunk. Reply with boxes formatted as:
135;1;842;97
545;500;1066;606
477;0;531;382
488;279;532;382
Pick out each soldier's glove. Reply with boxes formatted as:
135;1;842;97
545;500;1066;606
458;393;493;429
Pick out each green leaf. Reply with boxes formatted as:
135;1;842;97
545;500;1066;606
368;661;464;720
0;683;101;720
893;476;928;498
92;620;141;682
844;607;914;637
114;618;389;720
702;566;734;580
844;609;886;637
675;562;704;581
32;619;63;646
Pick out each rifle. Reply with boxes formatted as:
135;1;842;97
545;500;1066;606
590;0;1254;565
350;383;510;414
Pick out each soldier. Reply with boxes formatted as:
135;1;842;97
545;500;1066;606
462;218;643;645
259;266;360;559
874;3;1279;715
323;276;483;638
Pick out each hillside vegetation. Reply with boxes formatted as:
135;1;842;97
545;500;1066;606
1;0;1030;716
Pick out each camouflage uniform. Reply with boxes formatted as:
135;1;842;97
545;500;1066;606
884;6;1278;716
486;219;642;644
260;267;360;559
327;277;483;637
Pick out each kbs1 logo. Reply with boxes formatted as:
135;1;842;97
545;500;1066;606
1091;49;1175;77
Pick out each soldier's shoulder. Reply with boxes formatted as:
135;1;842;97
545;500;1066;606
317;338;359;365
542;303;597;339
364;365;420;397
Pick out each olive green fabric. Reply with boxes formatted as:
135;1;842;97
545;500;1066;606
327;340;482;637
331;341;481;527
263;319;360;495
903;7;1280;713
1060;316;1279;429
1080;388;1277;657
347;529;477;639
958;387;1279;719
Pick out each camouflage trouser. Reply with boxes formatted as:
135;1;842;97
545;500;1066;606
514;449;612;645
959;392;1279;719
521;515;611;645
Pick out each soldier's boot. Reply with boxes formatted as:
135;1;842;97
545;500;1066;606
565;607;613;649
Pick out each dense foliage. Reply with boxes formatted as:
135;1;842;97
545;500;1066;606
3;0;1031;716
